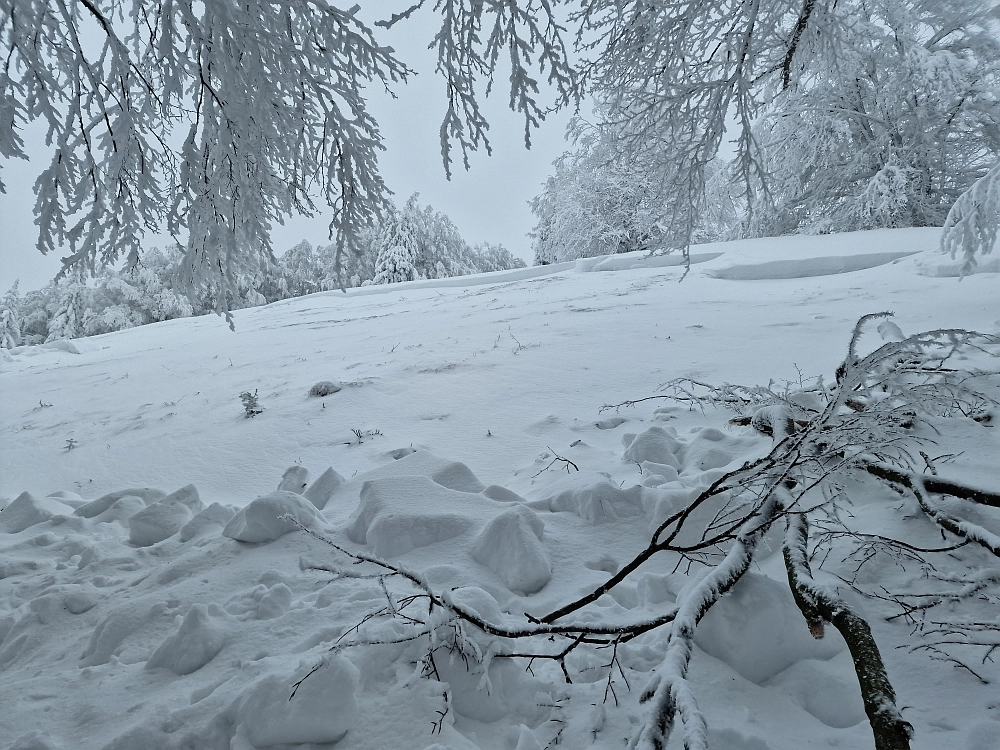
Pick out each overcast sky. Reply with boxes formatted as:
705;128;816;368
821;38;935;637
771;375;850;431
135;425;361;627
0;6;575;292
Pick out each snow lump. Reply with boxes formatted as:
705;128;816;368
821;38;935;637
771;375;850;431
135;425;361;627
223;490;326;543
128;484;203;546
145;603;227;675
471;505;551;594
346;476;483;558
0;492;74;533
236;657;359;746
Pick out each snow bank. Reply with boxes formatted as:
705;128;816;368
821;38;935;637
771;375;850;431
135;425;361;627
709;251;918;280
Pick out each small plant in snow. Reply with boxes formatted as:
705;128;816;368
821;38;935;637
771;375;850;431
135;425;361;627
240;390;263;418
345;428;381;446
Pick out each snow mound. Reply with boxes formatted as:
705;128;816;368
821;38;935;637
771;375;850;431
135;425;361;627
179;502;237;542
471;505;551;594
128;484;203;547
223;490;326;543
347;476;484;557
45;490;85;508
532;472;643;522
915;255;1000;277
74;487;166;518
276;465;309;494
450;586;505;627
0;492;74;533
431;461;487;493
623;426;682;469
639;461;680;486
482;484;526;503
144;603;227;675
303;466;345;509
90;494;146;526
765;657;866;728
236;657;359;747
80;600;178;667
679;426;752;474
709;251;917;280
694;573;845;684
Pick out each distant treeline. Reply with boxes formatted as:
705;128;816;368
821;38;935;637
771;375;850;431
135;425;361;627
0;195;524;348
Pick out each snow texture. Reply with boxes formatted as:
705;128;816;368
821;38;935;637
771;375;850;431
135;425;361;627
1;228;998;750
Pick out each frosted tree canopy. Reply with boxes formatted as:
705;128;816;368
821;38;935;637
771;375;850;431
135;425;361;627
2;1;997;316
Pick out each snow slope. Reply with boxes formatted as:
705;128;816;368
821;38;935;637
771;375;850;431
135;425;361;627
1;227;998;750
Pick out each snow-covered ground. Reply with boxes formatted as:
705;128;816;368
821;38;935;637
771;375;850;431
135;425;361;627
1;228;998;750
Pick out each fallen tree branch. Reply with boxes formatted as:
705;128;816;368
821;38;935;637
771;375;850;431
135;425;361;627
861;471;1000;558
783;513;913;750
864;461;1000;509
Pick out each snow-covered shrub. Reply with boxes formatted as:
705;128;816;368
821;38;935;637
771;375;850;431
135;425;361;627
240;390;263;418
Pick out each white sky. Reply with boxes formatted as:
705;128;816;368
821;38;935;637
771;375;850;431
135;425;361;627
0;5;576;292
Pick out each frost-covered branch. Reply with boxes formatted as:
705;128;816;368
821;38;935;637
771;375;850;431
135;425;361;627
783;513;913;750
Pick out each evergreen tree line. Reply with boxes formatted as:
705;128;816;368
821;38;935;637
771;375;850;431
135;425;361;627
0;195;524;348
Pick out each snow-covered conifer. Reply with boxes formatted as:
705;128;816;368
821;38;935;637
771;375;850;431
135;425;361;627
372;245;418;286
45;273;90;342
0;281;22;349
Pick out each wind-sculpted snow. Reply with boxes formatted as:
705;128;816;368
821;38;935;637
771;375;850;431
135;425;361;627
223;491;327;543
709;251;919;280
693;574;846;684
0;492;74;533
470;505;551;594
